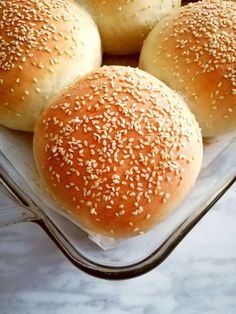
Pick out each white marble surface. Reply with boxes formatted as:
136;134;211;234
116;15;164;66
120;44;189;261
0;183;236;314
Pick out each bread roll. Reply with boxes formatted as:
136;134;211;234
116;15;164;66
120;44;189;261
0;0;102;132
139;0;236;137
34;66;202;238
77;0;181;55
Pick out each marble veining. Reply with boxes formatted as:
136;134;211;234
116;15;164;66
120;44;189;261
0;184;236;314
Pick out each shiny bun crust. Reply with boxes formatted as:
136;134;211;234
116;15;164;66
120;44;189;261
139;0;236;137
34;66;203;239
77;0;181;55
0;0;102;132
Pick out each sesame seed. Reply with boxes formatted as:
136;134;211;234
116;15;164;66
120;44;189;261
119;210;125;216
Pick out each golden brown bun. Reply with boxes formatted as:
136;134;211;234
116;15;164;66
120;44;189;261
77;0;181;55
34;66;203;239
139;0;236;137
0;0;102;132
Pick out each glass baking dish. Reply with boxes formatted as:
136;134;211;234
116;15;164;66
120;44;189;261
0;126;235;280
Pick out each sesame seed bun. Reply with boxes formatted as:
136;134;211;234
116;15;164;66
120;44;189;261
33;66;203;239
77;0;181;55
0;0;102;132
139;0;236;137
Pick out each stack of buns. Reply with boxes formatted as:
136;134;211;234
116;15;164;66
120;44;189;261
0;0;235;239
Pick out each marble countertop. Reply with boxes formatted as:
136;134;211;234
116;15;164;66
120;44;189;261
0;183;236;314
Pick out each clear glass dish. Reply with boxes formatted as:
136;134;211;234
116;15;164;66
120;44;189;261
0;126;235;280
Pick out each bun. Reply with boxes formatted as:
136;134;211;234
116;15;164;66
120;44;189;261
77;0;181;55
139;0;236;137
0;0;102;132
34;66;203;239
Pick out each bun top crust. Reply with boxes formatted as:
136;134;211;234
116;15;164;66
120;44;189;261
139;0;236;137
77;0;181;55
34;66;203;238
0;0;102;132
